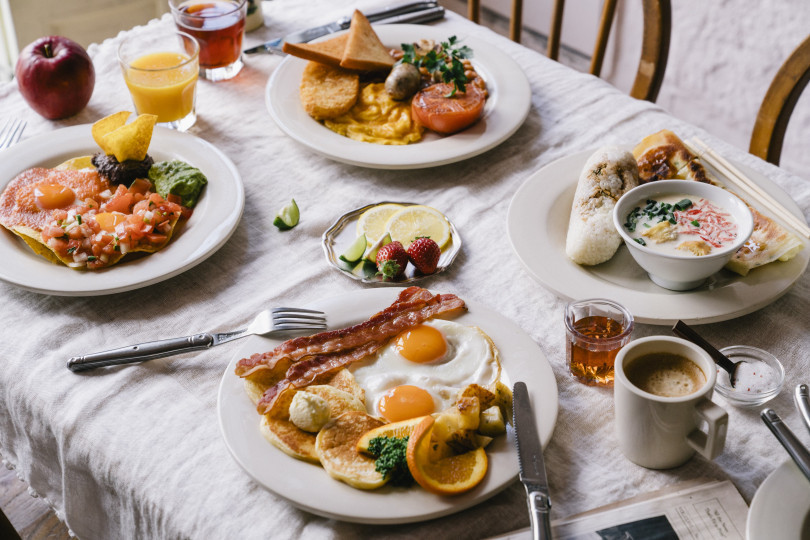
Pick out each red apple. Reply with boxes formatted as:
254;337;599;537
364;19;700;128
15;36;95;120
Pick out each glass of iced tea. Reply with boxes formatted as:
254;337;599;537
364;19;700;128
169;0;247;81
118;31;199;131
564;299;634;386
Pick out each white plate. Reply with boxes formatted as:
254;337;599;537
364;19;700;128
321;202;462;284
507;149;810;325
217;288;558;524
747;460;810;538
265;25;532;169
0;125;244;296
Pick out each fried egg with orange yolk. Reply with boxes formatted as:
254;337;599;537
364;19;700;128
349;319;502;423
0;167;109;231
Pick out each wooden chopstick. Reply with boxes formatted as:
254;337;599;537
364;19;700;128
686;137;810;239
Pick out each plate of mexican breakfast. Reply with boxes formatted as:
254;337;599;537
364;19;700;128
0;120;243;296
217;287;558;524
265;23;531;169
507;130;809;325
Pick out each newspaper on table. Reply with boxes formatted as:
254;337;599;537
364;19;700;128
491;479;748;540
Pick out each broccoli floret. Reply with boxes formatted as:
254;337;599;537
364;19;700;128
367;436;413;486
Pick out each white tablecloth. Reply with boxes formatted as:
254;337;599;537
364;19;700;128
1;1;808;538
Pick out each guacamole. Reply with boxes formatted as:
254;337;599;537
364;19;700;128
148;160;208;208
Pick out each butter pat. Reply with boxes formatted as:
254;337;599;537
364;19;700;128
289;391;331;432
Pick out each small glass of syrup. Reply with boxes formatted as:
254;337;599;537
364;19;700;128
564;299;634;386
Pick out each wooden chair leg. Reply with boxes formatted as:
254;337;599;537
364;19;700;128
0;506;22;540
509;0;523;43
468;0;480;24
548;0;565;60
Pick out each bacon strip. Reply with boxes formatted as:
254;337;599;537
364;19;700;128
235;287;465;378
256;341;386;415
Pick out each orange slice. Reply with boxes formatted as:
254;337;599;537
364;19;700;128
356;415;427;454
406;416;488;495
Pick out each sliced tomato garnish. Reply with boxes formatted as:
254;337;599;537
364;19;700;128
411;83;487;135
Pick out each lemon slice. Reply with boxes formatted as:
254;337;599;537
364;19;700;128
357;204;404;246
385;205;451;249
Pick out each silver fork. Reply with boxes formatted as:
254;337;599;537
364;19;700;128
0;118;26;149
66;307;327;372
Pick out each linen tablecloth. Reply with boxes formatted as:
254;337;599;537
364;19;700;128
1;1;808;538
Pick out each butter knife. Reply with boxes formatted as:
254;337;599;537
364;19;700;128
513;382;553;540
761;409;810;482
244;1;441;55
795;384;810;434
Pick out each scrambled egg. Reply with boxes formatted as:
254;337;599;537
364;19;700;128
324;83;423;145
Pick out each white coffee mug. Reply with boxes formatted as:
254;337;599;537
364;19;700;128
614;336;728;469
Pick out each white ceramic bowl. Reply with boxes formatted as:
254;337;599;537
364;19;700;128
613;180;754;290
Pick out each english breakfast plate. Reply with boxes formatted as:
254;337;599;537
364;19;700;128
265;24;532;169
0;125;244;296
747;460;810;538
217;287;558;524
507;149;809;325
321;202;462;284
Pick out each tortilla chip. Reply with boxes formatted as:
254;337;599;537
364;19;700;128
101;114;158;162
92;111;131;150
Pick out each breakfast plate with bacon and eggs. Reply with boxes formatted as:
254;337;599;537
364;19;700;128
217;287;558;524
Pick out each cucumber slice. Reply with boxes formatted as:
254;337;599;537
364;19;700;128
339;234;367;263
363;233;392;263
273;199;300;230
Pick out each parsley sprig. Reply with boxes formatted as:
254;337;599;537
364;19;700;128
400;36;473;97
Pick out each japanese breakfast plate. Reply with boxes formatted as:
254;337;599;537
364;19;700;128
217;288;558;524
0;125;244;296
507;149;809;325
747;460;810;538
265;24;531;169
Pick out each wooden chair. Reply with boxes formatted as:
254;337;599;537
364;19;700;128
0;507;22;540
466;0;671;103
548;0;671;102
749;34;810;166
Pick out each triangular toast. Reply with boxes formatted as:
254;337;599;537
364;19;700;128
339;10;395;71
282;33;349;69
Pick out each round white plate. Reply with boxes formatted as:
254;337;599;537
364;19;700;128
265;25;532;169
321;201;462;284
0;125;244;296
507;149;810;325
747;460;810;538
217;288;558;524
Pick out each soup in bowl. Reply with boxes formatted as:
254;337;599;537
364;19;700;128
612;180;754;290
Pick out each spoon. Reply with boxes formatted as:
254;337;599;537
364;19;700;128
672;320;741;387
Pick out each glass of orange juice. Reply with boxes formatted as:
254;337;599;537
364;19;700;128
118;31;200;131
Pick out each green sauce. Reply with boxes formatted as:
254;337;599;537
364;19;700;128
148;160;208;208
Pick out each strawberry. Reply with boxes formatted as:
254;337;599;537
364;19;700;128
407;237;441;274
376;241;408;281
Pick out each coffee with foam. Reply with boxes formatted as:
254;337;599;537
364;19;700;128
625;353;706;397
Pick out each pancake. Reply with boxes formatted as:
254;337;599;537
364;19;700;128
315;411;386;489
261;415;319;463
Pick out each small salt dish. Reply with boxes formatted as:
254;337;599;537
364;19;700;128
714;345;784;407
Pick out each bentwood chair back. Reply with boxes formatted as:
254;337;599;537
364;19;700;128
750;34;810;166
466;0;671;103
547;0;671;103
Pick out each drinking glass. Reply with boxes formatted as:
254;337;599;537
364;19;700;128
118;31;199;131
169;0;247;81
564;298;634;386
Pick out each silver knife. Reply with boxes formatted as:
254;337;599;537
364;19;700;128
761;409;810;483
244;1;441;55
513;382;553;540
795;384;810;434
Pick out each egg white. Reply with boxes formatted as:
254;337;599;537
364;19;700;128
349;319;501;417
